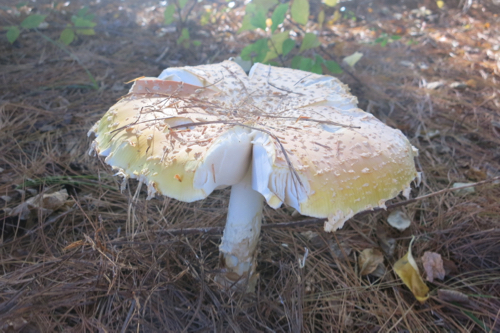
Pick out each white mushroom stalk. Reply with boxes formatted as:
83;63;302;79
88;61;419;290
218;164;263;289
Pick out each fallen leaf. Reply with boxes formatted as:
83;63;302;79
327;10;341;25
329;240;351;260
442;258;458;276
449;82;468;90
438;289;469;303
387;210;411;231
10;189;70;220
422;251;445;282
394;237;429;302
465;79;476;88
426;81;445;90
1;317;28;331
376;224;396;257
359;248;384;276
343;52;363;68
452;182;475;195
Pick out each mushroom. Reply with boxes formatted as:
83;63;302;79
88;61;418;290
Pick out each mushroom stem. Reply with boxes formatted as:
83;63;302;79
217;165;264;291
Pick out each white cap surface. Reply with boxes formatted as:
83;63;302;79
89;61;418;231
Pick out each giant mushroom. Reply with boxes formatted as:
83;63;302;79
89;61;418;290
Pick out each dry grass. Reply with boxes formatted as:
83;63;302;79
1;0;499;332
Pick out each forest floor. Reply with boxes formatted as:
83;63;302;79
1;0;499;332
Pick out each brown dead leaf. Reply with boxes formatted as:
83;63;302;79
376;224;396;257
422;251;446;282
394;237;429;303
359;248;384;276
10;189;70;220
0;317;28;331
442;258;458;276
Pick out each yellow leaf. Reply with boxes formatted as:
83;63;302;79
436;1;445;8
327;10;341;25
266;18;272;27
318;10;325;28
394;236;429;303
323;0;338;7
343;51;363;68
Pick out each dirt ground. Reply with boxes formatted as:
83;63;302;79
1;0;499;332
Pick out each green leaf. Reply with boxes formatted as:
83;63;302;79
77;7;95;21
271;3;288;32
71;16;97;28
263;30;290;62
178;0;189;9
299;57;313;71
253;0;278;12
238;4;258;32
6;26;20;44
299;33;320;52
241;38;269;63
325;60;343;74
164;4;176;24
314;54;324;64
323;0;338;7
379;39;388;47
77;7;89;17
239;14;255;32
390;35;402;40
59;28;75;45
192;40;201;46
77;28;95;35
21;14;47;29
16;2;28;9
177;28;190;45
291;0;309;25
311;55;324;74
318;10;325;27
282;38;295;56
291;55;302;69
250;9;267;30
311;61;322;74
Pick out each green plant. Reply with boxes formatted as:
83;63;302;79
4;6;97;45
164;0;200;49
236;0;343;75
59;6;97;45
176;27;201;48
5;14;46;44
3;4;98;89
374;33;402;47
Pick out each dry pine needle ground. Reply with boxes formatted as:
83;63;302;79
1;0;499;332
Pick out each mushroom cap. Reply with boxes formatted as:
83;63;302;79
89;61;418;231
